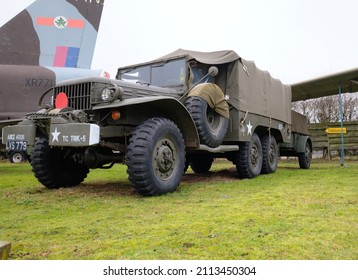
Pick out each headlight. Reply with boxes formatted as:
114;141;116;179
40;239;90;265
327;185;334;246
101;87;112;101
100;86;124;102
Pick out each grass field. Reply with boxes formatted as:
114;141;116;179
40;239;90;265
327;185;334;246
0;159;357;260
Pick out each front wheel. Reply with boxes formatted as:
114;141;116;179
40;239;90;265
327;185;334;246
31;138;89;189
126;118;185;196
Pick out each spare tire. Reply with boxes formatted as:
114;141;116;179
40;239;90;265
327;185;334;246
186;96;228;148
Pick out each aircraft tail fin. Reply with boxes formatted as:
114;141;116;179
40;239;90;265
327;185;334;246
0;0;105;68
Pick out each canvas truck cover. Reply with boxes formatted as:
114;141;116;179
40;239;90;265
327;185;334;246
291;110;309;135
227;59;292;124
159;49;292;125
157;48;240;65
118;49;292;125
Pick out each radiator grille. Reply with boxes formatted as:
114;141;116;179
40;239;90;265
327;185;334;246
54;82;92;110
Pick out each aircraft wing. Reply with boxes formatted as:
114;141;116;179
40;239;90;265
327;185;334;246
291;68;358;102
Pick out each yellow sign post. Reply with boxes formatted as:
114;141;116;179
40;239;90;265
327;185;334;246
325;127;346;134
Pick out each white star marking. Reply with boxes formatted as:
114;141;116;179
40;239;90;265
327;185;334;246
51;127;61;142
246;121;253;135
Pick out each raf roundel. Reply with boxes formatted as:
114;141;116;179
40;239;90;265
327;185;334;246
55;92;69;109
54;16;68;29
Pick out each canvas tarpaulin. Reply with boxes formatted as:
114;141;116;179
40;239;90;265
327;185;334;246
157;48;240;65
226;59;291;124
121;49;292;125
163;49;292;124
291;110;309;134
188;83;229;119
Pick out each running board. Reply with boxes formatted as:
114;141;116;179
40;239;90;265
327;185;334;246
198;144;239;153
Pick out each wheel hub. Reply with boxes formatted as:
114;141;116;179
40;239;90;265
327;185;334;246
250;145;259;167
154;139;176;179
305;146;312;162
269;144;276;165
11;152;23;163
206;107;221;134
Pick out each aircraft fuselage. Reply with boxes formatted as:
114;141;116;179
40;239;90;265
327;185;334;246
0;65;55;120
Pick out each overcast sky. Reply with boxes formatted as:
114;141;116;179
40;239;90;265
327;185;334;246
1;0;358;83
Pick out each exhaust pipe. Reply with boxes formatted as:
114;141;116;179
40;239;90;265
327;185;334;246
84;147;124;169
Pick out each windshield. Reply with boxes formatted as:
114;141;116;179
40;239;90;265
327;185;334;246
118;58;186;88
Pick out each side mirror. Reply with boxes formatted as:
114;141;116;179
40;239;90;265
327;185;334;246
208;66;219;77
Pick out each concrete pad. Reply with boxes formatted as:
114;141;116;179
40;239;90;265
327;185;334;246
0;241;11;260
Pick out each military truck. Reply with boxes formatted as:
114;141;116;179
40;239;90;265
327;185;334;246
2;49;312;195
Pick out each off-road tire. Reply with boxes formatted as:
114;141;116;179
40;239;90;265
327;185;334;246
236;133;263;179
260;134;278;174
190;154;214;174
185;96;228;148
31;138;89;189
126;118;185;196
298;141;312;169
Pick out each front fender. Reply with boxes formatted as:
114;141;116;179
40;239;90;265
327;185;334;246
93;96;200;149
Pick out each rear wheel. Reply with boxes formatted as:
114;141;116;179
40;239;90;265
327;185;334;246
261;134;278;174
31;138;89;189
236;133;263;179
298;142;312;169
126;118;185;196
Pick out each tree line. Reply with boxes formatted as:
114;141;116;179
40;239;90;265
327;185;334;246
292;93;358;123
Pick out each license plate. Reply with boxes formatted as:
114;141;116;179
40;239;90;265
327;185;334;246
7;141;27;151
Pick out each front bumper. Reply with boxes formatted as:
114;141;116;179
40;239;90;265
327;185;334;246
49;123;100;146
2;121;100;150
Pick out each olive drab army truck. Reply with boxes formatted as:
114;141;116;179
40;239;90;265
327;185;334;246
2;49;312;196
